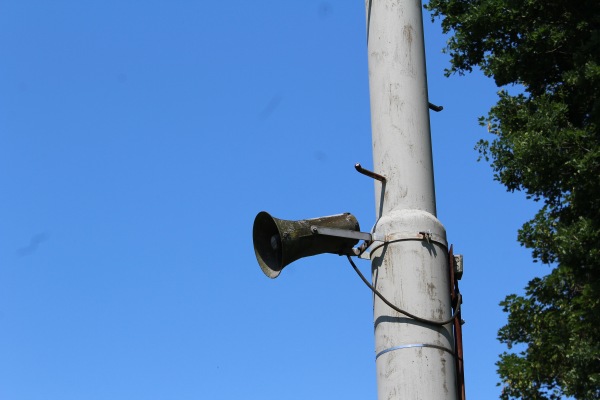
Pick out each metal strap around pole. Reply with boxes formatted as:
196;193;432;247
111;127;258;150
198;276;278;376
376;343;455;360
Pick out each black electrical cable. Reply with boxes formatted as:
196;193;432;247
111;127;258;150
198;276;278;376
346;255;460;327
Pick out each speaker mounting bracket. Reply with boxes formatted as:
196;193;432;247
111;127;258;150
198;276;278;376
310;226;385;259
310;226;375;242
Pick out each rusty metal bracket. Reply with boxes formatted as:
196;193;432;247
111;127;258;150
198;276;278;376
355;163;387;183
449;245;466;400
419;229;432;244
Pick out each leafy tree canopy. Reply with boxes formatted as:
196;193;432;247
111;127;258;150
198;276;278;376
424;0;600;398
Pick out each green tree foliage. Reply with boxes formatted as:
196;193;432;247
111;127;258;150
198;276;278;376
424;1;600;398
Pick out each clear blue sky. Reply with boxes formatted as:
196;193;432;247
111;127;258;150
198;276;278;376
1;1;545;399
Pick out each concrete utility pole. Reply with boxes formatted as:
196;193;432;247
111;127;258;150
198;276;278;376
365;1;458;399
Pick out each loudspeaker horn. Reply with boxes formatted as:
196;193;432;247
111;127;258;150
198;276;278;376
252;211;360;278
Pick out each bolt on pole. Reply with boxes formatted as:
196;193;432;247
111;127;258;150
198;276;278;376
365;1;458;399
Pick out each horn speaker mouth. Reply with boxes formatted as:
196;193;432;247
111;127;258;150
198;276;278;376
253;212;284;278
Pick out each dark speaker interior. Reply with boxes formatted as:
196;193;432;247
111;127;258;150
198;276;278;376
253;212;283;278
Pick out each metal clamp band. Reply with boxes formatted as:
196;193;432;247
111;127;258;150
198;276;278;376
384;231;447;249
358;231;448;259
375;343;455;360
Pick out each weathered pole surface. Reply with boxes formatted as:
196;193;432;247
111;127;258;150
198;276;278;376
365;0;458;399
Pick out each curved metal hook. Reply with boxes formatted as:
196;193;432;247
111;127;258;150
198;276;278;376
355;163;387;183
428;102;444;112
